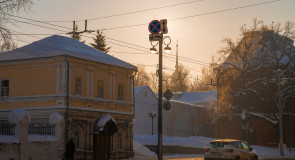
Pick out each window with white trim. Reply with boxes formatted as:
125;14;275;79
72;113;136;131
75;77;82;95
118;85;124;100
73;131;80;148
0;80;9;97
117;133;123;150
97;80;104;99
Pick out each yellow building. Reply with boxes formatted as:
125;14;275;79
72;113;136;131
0;35;137;160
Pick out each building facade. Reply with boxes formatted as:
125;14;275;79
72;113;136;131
134;86;216;137
0;35;137;160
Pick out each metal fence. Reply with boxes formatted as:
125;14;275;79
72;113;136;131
28;122;56;136
0;120;16;136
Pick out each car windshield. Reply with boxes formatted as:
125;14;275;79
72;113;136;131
242;142;249;150
210;141;233;148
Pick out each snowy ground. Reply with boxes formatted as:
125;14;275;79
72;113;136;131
133;135;295;159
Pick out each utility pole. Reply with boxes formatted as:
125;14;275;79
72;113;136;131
64;54;70;152
176;40;178;69
67;20;94;38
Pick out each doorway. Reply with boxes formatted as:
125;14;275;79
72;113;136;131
93;118;117;160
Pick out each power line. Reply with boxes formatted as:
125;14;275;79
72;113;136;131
164;55;202;73
32;0;203;23
109;51;150;55
1;11;72;30
85;0;203;22
7;22;148;53
7;17;69;33
3;12;149;51
171;0;281;21
7;20;211;68
4;0;282;60
165;54;209;66
102;0;281;30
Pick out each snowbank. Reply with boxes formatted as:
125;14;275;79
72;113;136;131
133;135;295;158
134;135;215;148
28;135;58;141
252;145;295;158
133;140;156;156
0;135;19;143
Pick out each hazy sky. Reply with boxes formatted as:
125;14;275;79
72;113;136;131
9;0;295;77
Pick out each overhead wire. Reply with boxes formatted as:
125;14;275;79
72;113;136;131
101;0;281;30
164;55;202;73
2;0;281;72
28;0;203;23
165;54;209;66
3;0;281;55
2;12;150;51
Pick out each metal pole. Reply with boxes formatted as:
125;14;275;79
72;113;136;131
65;55;70;148
278;73;284;157
152;117;154;135
158;37;163;160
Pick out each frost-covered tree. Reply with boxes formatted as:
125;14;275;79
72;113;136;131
134;65;151;87
191;56;217;91
217;19;295;129
217;19;265;115
90;29;111;53
0;40;17;52
169;64;190;92
0;0;33;49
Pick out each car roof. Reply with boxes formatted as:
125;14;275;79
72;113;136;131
211;139;241;142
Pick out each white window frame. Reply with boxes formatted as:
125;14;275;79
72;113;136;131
75;77;82;96
0;79;9;97
118;84;124;101
97;80;104;99
73;130;80;149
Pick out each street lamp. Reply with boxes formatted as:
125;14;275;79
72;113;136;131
164;36;171;54
150;47;157;54
150;41;158;54
148;19;171;160
149;112;157;135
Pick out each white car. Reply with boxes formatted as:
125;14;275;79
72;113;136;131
204;139;258;160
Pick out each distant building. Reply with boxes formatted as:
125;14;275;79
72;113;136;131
134;86;217;137
0;35;137;160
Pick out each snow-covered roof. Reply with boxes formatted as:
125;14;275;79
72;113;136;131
134;85;157;98
96;115;117;132
134;86;148;96
0;35;137;70
220;30;295;69
171;91;217;105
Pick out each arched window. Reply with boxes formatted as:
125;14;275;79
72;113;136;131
117;133;123;150
73;131;80;149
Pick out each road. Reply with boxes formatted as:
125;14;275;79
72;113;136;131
127;155;204;160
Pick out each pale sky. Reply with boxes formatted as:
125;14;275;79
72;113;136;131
8;0;295;77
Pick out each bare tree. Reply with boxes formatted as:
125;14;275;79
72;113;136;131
191;56;217;91
149;72;158;93
217;19;295;129
217;19;265;115
0;0;34;48
169;64;190;92
0;40;17;52
134;65;151;87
